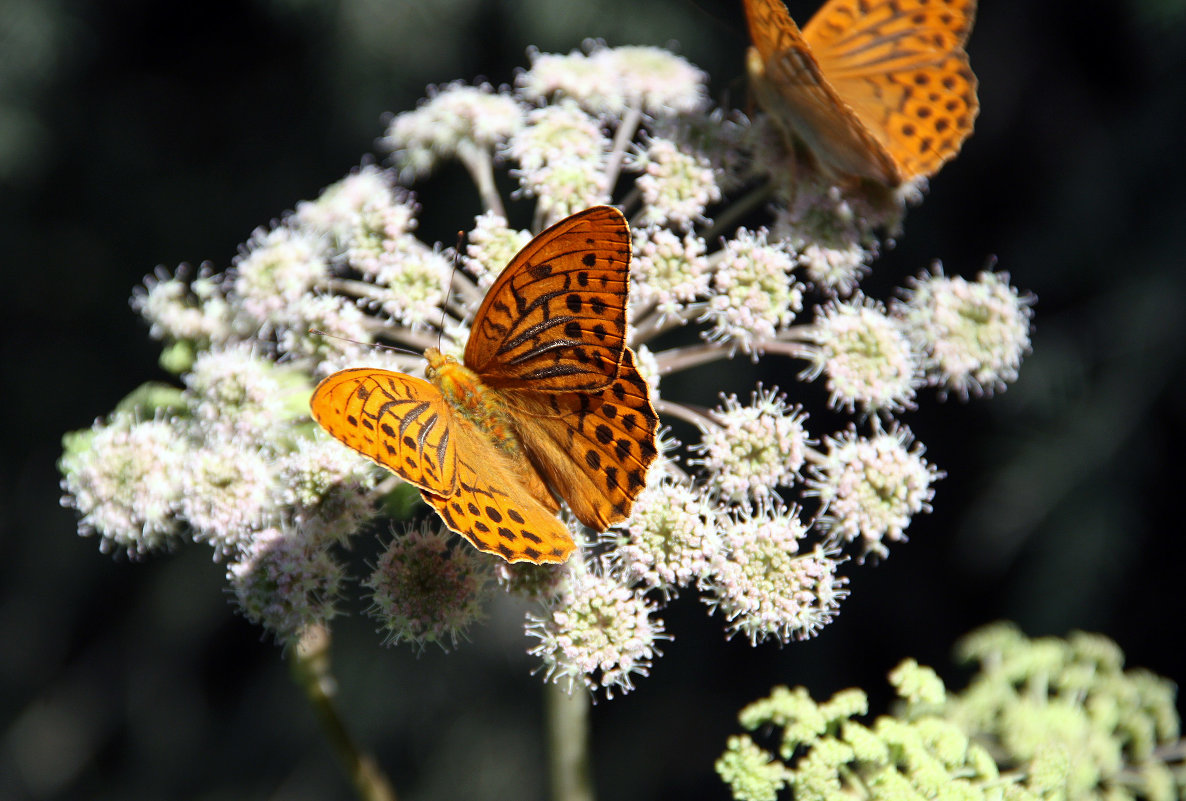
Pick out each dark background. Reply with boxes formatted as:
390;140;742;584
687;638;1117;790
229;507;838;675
3;0;1184;798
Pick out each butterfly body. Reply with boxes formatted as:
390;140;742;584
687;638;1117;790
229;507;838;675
311;206;658;565
424;348;520;450
743;0;979;187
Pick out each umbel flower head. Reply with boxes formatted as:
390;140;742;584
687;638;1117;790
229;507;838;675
717;624;1183;801
59;41;1033;694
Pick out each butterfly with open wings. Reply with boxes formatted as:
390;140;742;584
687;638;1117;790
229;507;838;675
310;206;659;565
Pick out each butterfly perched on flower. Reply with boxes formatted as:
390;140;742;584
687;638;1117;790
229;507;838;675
310;206;659;565
743;0;979;186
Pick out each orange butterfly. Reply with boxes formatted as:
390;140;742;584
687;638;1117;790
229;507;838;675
743;0;979;186
310;206;659;565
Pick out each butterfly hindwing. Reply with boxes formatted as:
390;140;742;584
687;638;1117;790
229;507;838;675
805;0;979;181
505;348;659;531
310;368;457;495
463;206;632;393
742;0;977;185
420;420;574;564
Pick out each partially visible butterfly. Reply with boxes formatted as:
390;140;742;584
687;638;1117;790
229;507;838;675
310;206;659;565
743;0;979;186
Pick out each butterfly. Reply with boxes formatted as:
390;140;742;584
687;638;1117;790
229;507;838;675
310;206;659;565
743;0;979;187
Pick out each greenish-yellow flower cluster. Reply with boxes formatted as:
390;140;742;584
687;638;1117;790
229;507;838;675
718;623;1183;801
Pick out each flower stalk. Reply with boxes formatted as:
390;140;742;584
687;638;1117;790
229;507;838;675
289;625;398;801
545;684;595;801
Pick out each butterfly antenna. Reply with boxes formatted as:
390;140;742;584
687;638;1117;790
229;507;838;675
308;329;419;357
440;229;466;352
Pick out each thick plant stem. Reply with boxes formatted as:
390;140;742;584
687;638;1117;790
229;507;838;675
290;625;398;801
545;682;594;801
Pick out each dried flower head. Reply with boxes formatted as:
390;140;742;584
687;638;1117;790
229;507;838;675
228;525;345;646
366;527;491;652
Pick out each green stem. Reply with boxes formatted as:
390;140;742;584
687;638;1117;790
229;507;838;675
545;682;595;801
289;625;398;801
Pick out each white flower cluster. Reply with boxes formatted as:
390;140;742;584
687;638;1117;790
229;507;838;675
60;44;1033;693
59;344;379;643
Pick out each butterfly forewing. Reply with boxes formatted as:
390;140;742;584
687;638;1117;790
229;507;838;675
805;0;979;181
804;0;972;76
505;348;659;531
310;368;458;495
744;0;803;62
464;206;631;393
